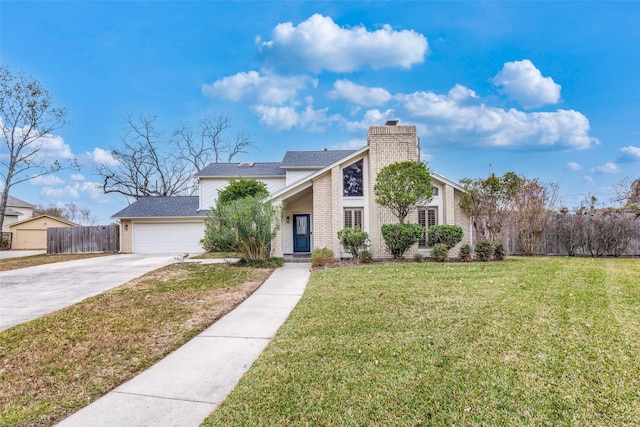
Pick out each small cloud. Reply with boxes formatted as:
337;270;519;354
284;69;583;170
330;138;367;150
421;152;434;162
258;14;429;73
583;175;595;185
69;174;85;181
89;148;120;167
327;79;392;106
202;71;316;105
591;162;620;174
251;104;341;132
619;145;640;162
30;175;64;186
344;109;396;132
566;162;582;171
492;59;561;109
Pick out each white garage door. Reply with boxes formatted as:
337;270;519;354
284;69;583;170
133;222;205;254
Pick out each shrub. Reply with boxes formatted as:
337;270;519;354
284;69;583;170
359;249;373;264
413;252;425;263
217;178;269;205
427;225;464;249
337;227;369;261
311;247;334;267
474;240;494;262
381;223;425;260
431;244;449;262
459;244;472;262
494;243;506;261
236;257;284;268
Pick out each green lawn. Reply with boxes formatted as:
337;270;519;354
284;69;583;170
203;257;640;426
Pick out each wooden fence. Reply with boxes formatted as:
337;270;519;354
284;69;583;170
506;228;640;256
47;224;120;254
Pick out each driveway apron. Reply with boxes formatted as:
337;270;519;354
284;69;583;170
0;254;177;332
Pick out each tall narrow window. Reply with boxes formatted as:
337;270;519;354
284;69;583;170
418;208;438;246
344;208;364;229
343;159;363;197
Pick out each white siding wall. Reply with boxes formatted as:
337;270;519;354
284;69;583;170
199;177;286;211
285;169;316;186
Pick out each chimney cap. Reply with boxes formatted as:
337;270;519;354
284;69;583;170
385;120;399;126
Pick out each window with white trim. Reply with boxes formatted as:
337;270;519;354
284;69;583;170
343;160;363;197
418;207;438;247
344;208;364;229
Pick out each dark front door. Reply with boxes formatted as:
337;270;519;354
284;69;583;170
293;214;311;252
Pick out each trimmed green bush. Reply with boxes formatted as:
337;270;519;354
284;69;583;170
217;178;269;205
431;244;449;262
337;227;369;261
494;243;506;261
474;240;494;262
427;225;464;249
311;247;334;267
359;249;373;264
381;223;425;260
459;244;472;262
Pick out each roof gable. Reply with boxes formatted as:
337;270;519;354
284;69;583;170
6;195;35;208
9;214;77;228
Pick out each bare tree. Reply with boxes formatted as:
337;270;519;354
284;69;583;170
96;114;196;199
512;179;558;255
95;113;255;200
64;202;97;225
459;172;523;243
0;65;75;231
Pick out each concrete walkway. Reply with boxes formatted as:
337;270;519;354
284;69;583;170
56;262;311;427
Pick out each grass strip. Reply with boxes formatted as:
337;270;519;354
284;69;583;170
0;253;111;272
0;263;273;426
203;257;640;426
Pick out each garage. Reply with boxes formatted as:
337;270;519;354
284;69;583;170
132;221;205;254
10;215;77;250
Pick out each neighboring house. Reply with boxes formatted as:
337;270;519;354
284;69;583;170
113;123;472;257
9;215;77;250
2;195;35;233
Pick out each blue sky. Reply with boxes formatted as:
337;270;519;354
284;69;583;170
2;1;639;223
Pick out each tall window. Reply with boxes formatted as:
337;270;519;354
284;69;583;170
344;208;364;229
343;159;363;197
418;208;437;247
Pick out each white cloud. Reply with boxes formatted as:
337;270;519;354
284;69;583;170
329;138;367;150
591;162;620;174
258;14;428;73
70;174;85;181
30;175;65;186
327;79;392;106
41;181;109;203
400;85;596;150
202;71;316;105
493;59;561;109
583;175;595;185
252;104;341;132
344;109;396;132
38;134;74;159
89;147;120;167
566;162;582;171
619;145;640;162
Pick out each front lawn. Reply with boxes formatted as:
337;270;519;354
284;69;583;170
0;263;273;426
204;257;640;426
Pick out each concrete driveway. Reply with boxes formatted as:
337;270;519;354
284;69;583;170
0;254;177;332
0;250;46;259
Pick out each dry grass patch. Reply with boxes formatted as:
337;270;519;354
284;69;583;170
0;263;272;426
0;253;110;272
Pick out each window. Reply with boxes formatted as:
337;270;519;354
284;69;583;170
418;208;437;247
343;159;363;197
432;186;439;196
344;208;364;229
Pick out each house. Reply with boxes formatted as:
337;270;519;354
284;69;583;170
2;195;35;233
112;123;472;257
9;215;77;250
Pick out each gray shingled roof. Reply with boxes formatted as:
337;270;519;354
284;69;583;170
112;196;206;218
4;208;23;216
281;150;357;168
6;195;35;208
196;162;285;177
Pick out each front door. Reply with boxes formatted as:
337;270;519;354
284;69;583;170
293;214;311;252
